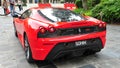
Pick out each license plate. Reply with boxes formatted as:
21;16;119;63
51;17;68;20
75;41;87;46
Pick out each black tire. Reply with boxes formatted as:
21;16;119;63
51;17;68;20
24;35;34;63
13;23;18;37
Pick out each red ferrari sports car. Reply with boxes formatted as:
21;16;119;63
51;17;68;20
13;7;106;63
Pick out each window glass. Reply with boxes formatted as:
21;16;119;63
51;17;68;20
21;10;31;19
38;8;84;22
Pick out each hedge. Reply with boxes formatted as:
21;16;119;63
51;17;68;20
92;0;120;23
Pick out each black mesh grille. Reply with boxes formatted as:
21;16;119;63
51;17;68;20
58;26;98;36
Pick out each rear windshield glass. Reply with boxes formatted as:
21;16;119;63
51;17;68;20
38;8;84;22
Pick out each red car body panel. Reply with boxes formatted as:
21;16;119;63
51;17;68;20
30;31;106;60
13;7;106;60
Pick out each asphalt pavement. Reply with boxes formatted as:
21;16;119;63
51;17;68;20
0;6;120;68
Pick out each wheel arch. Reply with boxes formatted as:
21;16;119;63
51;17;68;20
23;32;33;55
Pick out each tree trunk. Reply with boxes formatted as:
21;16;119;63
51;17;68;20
82;0;88;10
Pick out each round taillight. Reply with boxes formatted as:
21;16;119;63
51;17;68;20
39;27;46;34
103;23;106;27
48;25;56;33
98;21;106;28
99;23;103;27
99;23;106;28
49;27;56;33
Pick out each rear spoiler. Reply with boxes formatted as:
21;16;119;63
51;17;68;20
38;3;77;10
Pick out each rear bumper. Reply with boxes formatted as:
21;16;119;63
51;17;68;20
46;38;103;60
31;31;106;60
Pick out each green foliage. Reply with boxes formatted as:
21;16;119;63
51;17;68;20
87;0;92;8
92;0;120;23
75;0;82;8
101;0;109;3
85;0;101;9
74;8;92;16
92;0;101;6
74;8;84;14
22;0;27;6
22;0;27;3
